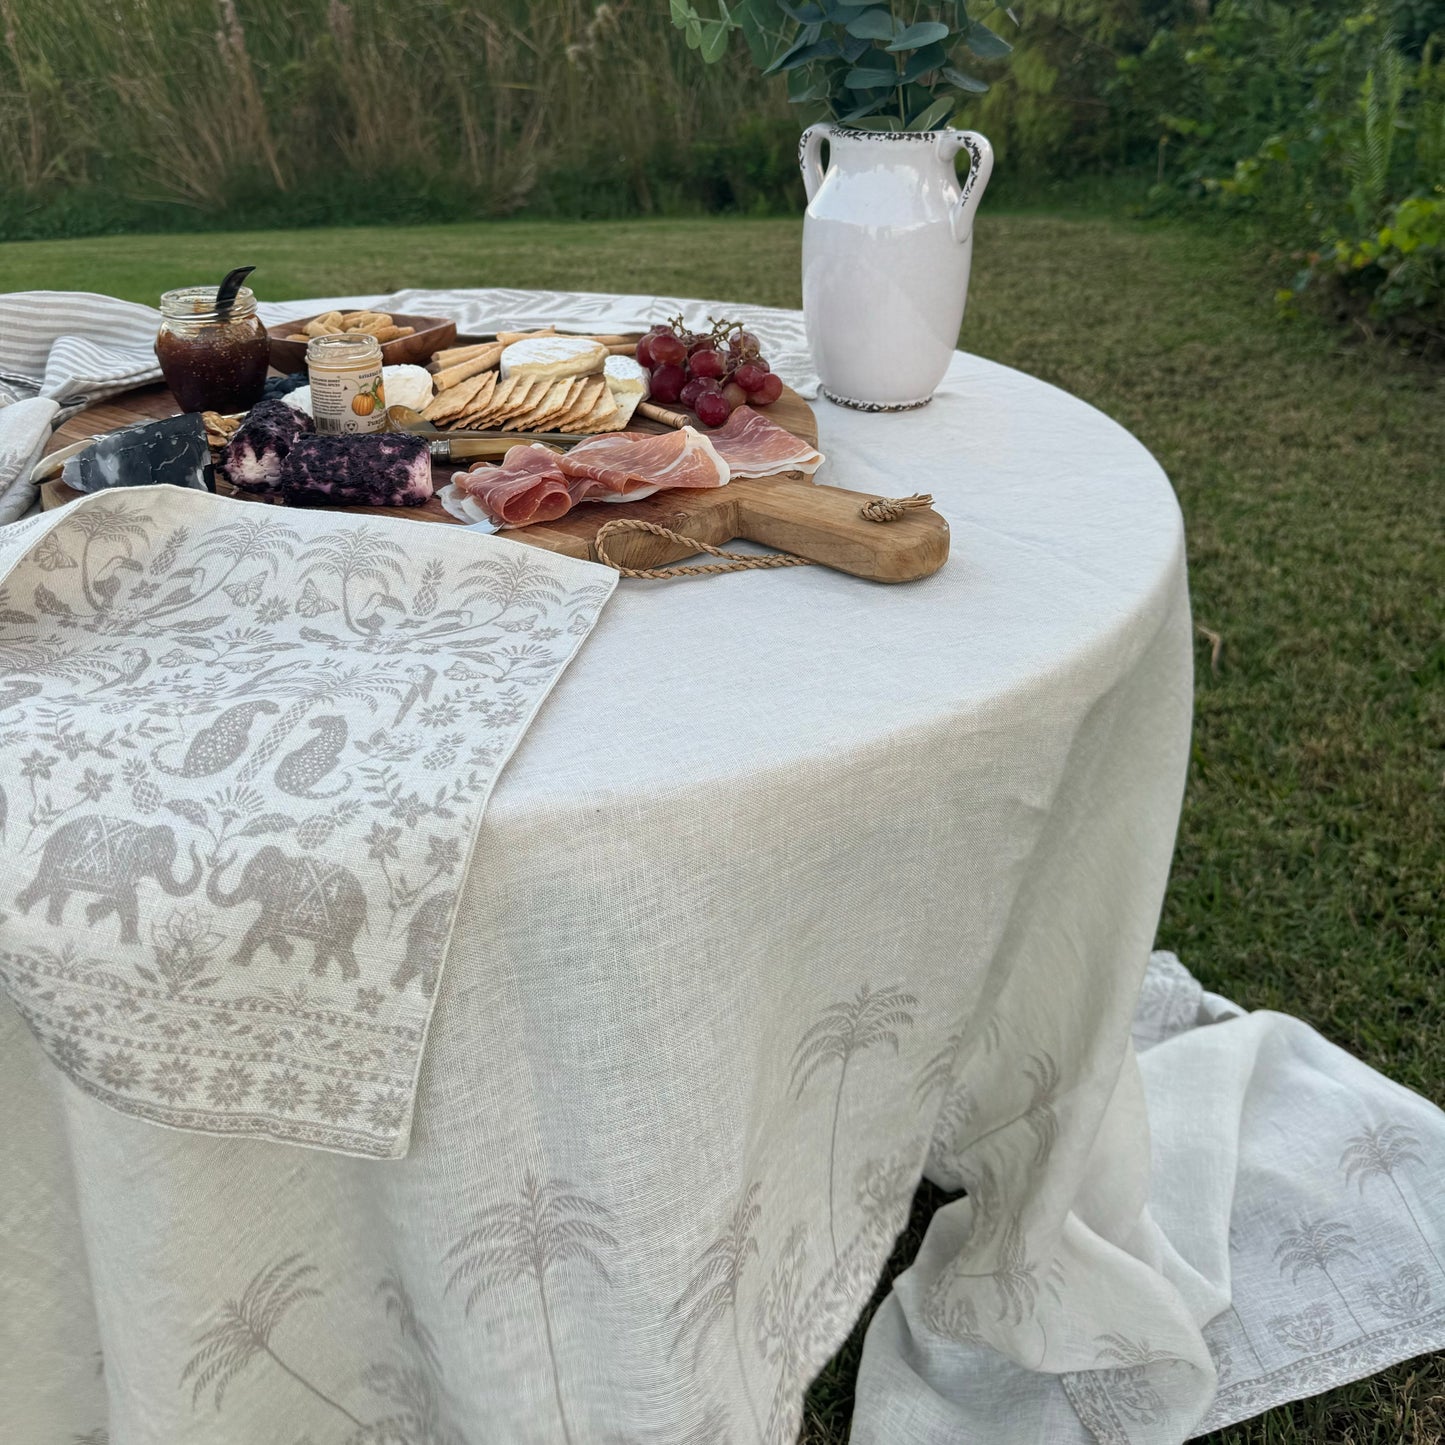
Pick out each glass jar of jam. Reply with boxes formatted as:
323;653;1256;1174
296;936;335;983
154;285;269;413
306;333;387;435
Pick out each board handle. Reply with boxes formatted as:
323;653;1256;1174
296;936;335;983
731;478;949;583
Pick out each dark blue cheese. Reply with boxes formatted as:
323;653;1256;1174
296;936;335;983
63;413;213;494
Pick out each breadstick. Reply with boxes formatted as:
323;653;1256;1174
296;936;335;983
605;342;638;356
432;342;505;392
496;326;556;346
430;342;495;369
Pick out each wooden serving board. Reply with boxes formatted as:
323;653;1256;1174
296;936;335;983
41;370;948;583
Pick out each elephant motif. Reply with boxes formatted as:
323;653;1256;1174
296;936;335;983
152;699;279;777
274;715;348;799
391;890;456;997
207;845;366;979
16;815;202;943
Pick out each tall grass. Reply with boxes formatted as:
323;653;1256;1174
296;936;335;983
0;0;799;237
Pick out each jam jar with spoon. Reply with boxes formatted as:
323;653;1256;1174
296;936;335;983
154;266;269;413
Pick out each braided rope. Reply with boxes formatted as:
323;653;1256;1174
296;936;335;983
593;520;814;579
594;492;935;580
859;492;933;522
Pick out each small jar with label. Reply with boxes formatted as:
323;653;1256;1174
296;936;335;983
306;333;387;434
155;285;269;413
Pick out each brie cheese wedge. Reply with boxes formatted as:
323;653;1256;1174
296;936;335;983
500;335;608;382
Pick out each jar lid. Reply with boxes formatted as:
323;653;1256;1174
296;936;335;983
306;332;383;368
159;285;257;322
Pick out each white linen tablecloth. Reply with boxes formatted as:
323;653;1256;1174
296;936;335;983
0;315;1204;1443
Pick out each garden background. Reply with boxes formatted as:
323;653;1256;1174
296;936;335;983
1;0;1443;1441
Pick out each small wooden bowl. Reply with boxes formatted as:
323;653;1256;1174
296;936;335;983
267;313;457;375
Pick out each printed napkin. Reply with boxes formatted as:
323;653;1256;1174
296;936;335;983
0;487;615;1156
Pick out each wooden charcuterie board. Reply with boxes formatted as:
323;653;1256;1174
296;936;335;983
41;361;948;583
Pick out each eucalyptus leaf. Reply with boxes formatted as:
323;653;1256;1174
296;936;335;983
942;64;989;92
840;34;871;61
844;63;899;88
844;7;895;39
901;41;947;82
700;19;730;61
886;20;950;51
964;19;1012;58
686;16;702;47
839;91;893;120
669;0;691;25
775;0;826;21
764;25;830;72
908;95;955;129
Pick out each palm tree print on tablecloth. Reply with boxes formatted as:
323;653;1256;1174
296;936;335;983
181;1254;364;1430
378;1270;441;1374
444;1173;618;1445
790;983;917;1259
1273;1218;1365;1335
671;1182;766;1445
1341;1122;1445;1277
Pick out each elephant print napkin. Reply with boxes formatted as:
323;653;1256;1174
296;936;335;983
0;488;615;1157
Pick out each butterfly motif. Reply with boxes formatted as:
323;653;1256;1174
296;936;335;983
34;534;77;572
295;579;339;617
223;573;265;606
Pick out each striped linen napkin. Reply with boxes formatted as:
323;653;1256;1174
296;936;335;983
0;291;163;523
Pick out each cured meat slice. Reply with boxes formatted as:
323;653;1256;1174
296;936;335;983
558;426;730;495
459;444;572;527
706;406;824;477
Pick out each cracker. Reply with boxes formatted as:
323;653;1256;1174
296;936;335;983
530;380;581;432
423;370;491;423
577;388;623;433
557;377;605;431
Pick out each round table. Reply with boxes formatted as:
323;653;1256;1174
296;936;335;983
1;301;1193;1445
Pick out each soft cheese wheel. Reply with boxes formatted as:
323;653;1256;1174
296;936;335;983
604;354;650;400
500;335;608;382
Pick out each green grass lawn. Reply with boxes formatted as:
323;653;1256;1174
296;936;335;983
4;213;1442;1441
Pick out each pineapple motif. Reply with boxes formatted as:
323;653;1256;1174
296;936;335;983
295;815;335;850
131;779;162;815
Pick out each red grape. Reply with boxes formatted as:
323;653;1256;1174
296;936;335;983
752;372;783;405
636;335;656;368
721;381;747;412
733;359;770;395
680;376;717;410
650;332;687;368
649;363;686;404
728;329;761;357
695;390;731;428
689;347;726;380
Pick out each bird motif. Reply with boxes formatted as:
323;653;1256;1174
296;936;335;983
85;646;149;693
391;663;438;727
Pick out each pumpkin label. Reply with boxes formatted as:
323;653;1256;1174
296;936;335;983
311;368;386;435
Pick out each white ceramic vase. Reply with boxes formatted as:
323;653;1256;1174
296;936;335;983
800;123;994;410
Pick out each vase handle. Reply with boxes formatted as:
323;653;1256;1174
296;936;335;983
799;124;829;204
937;130;994;244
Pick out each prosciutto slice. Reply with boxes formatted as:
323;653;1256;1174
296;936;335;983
459;445;572;527
706;406;824;477
559;426;730;496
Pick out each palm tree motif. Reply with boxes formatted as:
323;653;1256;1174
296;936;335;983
180;1254;363;1429
754;1225;810;1445
1365;1262;1432;1320
1341;1122;1444;1277
671;1182;765;1445
791;983;918;1259
1095;1333;1184;1368
378;1270;441;1374
1273;1217;1365;1335
300;527;406;636
459;551;567;615
444;1173;618;1445
956;1051;1062;1169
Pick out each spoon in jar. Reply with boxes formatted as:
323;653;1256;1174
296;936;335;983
215;265;256;322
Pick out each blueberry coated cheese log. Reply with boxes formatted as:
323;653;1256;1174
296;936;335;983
281;433;434;508
220;399;313;492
